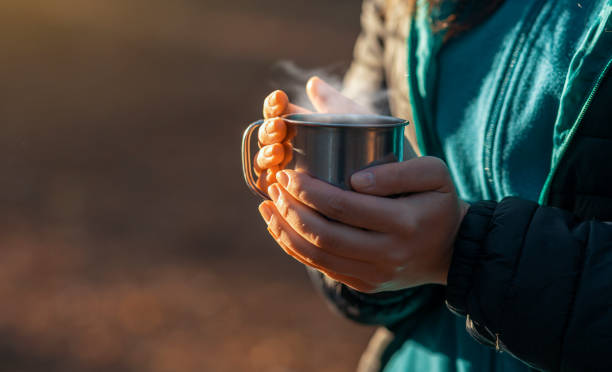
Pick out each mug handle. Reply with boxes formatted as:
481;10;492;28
241;120;270;200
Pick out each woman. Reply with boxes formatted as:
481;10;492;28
254;0;612;370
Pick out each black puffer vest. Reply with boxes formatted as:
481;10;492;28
548;69;612;220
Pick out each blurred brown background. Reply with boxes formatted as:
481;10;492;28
0;1;374;371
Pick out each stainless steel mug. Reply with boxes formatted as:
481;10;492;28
242;113;409;199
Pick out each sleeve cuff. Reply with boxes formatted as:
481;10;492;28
307;267;444;326
445;200;497;316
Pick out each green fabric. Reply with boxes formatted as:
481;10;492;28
406;0;445;159
436;1;599;202
384;305;529;372
390;1;612;371
539;3;612;203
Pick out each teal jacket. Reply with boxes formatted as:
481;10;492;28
311;1;612;371
409;0;611;206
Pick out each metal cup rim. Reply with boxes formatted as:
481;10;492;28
282;113;408;128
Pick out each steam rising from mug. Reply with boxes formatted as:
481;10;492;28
272;61;391;115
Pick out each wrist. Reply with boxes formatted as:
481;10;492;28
436;200;471;286
459;199;471;221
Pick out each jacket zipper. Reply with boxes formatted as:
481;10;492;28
539;58;612;204
465;314;496;348
574;62;610;134
482;0;546;198
466;314;542;369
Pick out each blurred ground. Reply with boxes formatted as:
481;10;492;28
0;1;373;371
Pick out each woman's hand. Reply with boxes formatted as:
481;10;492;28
254;90;306;191
255;77;371;191
257;157;470;293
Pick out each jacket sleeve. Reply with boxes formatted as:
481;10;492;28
341;0;391;115
446;197;612;371
308;268;444;327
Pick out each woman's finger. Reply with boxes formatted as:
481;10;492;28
263;90;310;119
350;156;453;196
286;102;311;115
258;201;390;285
276;238;376;293
276;170;405;233
306;76;372;114
263;90;289;119
267;183;392;264
256;166;280;193
258;117;287;146
256;143;285;169
278;142;294;169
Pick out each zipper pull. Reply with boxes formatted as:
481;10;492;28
495;333;502;353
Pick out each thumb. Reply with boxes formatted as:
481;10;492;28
306;76;371;114
350;157;453;196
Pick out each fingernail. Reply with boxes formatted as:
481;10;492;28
306;76;319;92
276;171;289;188
258;203;273;224
351;171;374;189
267;91;278;106
268;184;280;203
